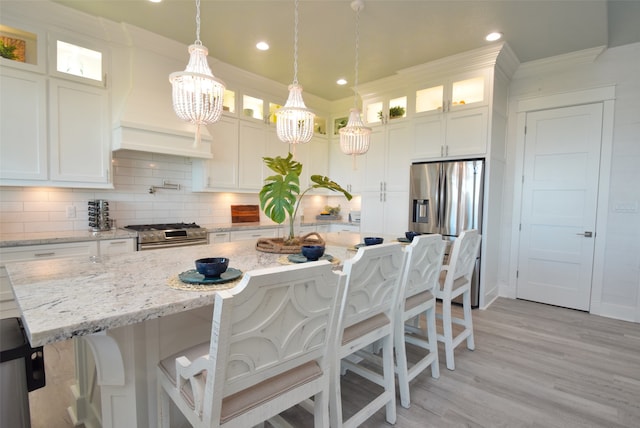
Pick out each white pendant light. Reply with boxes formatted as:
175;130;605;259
170;0;226;147
339;0;371;169
276;0;315;147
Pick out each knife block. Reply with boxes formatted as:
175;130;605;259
88;199;111;231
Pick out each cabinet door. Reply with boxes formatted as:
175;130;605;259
210;232;230;243
238;120;267;190
412;114;444;159
97;239;136;255
360;191;385;235
361;127;386;192
297;136;329;193
360;191;409;236
49;79;110;184
445;106;488;157
383;191;410;237
328;139;362;194
384;123;411;192
0;68;48;181
203;116;239;190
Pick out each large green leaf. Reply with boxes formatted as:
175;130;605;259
259;171;300;224
263;153;302;176
309;175;353;200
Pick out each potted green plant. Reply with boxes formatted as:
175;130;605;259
258;153;352;251
389;106;406;118
0;40;18;60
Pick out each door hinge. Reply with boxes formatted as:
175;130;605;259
519;223;522;231
516;270;519;278
524;126;527;135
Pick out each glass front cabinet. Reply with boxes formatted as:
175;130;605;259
412;69;491;160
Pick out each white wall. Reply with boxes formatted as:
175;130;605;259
499;43;640;322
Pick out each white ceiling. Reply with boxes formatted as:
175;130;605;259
52;0;640;101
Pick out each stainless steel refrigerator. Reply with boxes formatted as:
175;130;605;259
409;159;484;307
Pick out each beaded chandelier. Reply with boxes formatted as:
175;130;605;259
170;0;225;147
339;0;371;168
276;0;315;147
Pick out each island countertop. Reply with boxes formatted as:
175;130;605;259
5;240;354;347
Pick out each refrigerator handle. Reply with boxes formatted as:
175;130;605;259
439;165;447;229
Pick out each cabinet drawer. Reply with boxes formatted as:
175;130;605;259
99;239;135;255
230;229;277;242
209;232;230;243
0;241;91;265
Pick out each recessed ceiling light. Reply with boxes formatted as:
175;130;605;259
256;41;269;51
148;0;162;3
336;78;348;85
485;32;502;42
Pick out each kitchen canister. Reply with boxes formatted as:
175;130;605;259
88;199;111;231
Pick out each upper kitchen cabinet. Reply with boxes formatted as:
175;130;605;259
0;67;47;181
48;78;110;184
49;31;106;87
192;116;240;191
0;24;112;188
0;20;46;73
364;95;408;125
412;69;490;160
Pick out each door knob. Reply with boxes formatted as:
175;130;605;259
576;231;593;237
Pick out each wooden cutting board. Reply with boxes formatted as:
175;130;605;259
231;205;260;223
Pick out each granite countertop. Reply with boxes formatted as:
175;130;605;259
0;221;360;248
0;228;138;248
5;240;355;347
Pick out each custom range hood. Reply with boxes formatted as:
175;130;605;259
111;25;213;159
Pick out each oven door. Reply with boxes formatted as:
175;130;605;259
138;239;208;251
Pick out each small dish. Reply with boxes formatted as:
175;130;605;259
179;268;242;285
288;254;334;264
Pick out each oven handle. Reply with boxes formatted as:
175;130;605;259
139;240;208;251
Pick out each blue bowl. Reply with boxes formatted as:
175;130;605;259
405;231;421;242
364;237;384;246
195;257;229;278
301;245;325;261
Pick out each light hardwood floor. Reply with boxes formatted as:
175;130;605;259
29;298;640;427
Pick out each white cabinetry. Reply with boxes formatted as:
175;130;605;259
294;136;329;192
0;27;111;188
412;69;490;160
0;68;47;181
328;140;364;194
359;121;411;236
230;228;277;242
49;79;110;184
95;238;136;256
193;117;240;191
209;232;230;243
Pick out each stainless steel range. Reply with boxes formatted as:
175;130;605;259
124;223;209;250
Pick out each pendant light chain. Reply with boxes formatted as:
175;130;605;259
293;0;299;85
195;0;202;45
353;4;360;107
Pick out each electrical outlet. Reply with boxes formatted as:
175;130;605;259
66;206;76;218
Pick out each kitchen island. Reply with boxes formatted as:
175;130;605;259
5;240;355;428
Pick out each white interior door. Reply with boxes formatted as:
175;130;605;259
517;103;603;311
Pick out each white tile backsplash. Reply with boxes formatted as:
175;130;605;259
0;149;331;234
